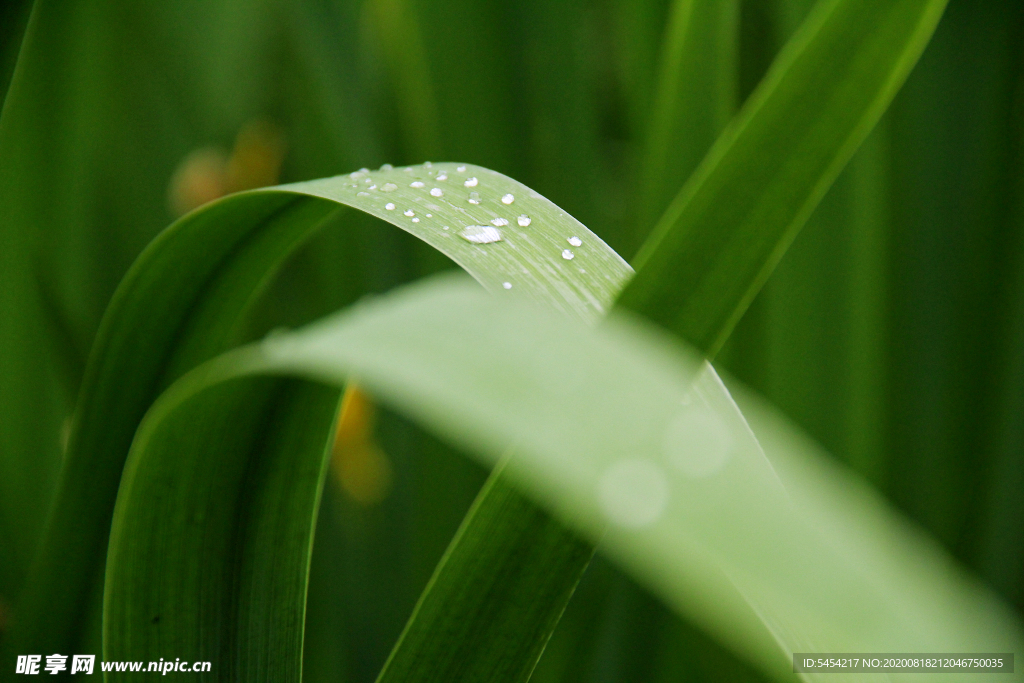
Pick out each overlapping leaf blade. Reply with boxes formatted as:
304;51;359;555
113;276;1024;682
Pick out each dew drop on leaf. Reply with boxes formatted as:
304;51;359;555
381;183;397;192
430;188;443;197
491;217;509;227
567;236;582;247
562;249;575;260
459;225;503;244
410;181;425;188
385;203;395;210
464;177;478;187
501;193;515;204
404;209;415;217
518;214;531;227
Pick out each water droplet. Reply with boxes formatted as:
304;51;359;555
491;217;509;227
430;188;443;197
456;165;467;172
464;177;478;187
357;191;370;197
368;184;377;190
380;163;393;171
385;203;396;210
598;460;669;529
349;171;363;179
501;193;515;204
381;183;398;192
562;249;575;260
412;217;420;223
567;236;582;247
403;209;415;217
364;177;373;183
443;225;450;230
517;215;531;227
426;213;433;218
663;409;733;478
410;181;425;188
468;192;481;205
502;282;512;289
423;161;433;168
459;225;503;244
436;173;448;181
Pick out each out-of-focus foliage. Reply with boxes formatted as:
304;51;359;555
0;0;1021;681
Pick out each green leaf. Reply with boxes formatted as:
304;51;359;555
634;0;738;256
378;0;956;678
373;465;593;683
619;0;949;355
111;275;1024;682
4;163;630;671
0;0;377;620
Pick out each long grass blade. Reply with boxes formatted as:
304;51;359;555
634;0;738;257
618;0;949;356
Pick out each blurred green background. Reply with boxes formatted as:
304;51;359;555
0;0;1021;681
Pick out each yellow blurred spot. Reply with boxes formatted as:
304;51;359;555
167;148;228;217
332;384;393;505
167;119;286;217
226;120;286;193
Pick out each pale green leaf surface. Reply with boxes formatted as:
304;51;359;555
114;275;1024;682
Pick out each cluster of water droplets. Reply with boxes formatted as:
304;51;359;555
344;163;600;294
345;164;690;532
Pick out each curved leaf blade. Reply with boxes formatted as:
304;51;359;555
7;163;630;664
115;275;1024;682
